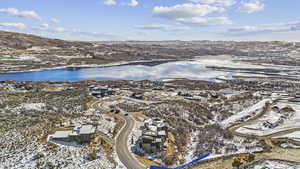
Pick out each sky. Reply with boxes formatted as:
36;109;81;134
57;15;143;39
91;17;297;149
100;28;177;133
0;0;300;41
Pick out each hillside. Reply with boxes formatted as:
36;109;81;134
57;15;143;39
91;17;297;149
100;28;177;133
0;30;300;73
0;31;205;73
0;30;91;50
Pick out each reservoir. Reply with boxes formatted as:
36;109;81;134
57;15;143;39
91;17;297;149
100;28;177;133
1;55;284;82
0;59;233;81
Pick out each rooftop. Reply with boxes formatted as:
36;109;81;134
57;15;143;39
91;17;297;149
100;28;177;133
52;130;72;139
51;125;96;138
79;125;96;135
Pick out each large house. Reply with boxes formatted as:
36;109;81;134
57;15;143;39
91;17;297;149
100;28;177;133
50;125;96;144
139;118;168;154
89;85;114;98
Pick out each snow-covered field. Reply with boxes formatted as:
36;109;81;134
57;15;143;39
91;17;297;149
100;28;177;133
274;131;300;142
185;131;200;162
0;130;114;169
21;103;47;111
62;107;117;138
221;99;270;128
235;103;300;136
97;114;116;138
185;130;263;163
204;136;263;160
81;152;116;169
280;143;300;149
252;160;300;169
2;55;41;62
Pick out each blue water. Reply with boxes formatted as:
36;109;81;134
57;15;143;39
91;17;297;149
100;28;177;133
0;61;232;82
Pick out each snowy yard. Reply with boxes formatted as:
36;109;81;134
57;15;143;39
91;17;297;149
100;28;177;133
97;114;117;138
252;160;300;169
274;131;300;142
221;99;271;128
21;103;47;111
0;130;113;169
201;136;263;160
235;103;300;136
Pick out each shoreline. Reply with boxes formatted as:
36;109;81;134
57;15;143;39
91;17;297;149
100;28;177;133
0;59;181;75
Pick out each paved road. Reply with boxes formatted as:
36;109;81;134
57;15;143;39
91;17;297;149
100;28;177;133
91;99;146;169
116;114;146;169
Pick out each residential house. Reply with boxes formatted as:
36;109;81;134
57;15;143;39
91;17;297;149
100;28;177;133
139;118;168;154
50;125;96;144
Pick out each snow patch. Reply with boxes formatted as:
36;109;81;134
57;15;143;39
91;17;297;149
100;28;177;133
221;99;270;128
21;103;46;111
236;103;300;136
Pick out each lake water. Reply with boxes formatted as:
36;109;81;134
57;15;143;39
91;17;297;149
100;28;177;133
0;59;237;81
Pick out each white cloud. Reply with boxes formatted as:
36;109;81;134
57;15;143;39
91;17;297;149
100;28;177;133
0;22;27;30
122;0;138;7
53;27;67;33
0;8;41;20
127;0;138;7
176;16;232;26
152;3;230;26
291;23;300;31
153;3;225;19
40;23;49;29
103;0;117;6
50;18;61;24
237;0;265;13
189;0;236;7
104;0;138;7
136;24;190;31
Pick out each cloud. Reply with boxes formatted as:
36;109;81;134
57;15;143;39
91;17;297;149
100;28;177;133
152;3;231;26
122;0;138;7
40;23;49;29
53;27;67;33
50;18;61;24
31;26;66;33
224;21;300;36
136;24;190;31
71;29;122;39
176;16;232;26
189;0;236;7
103;0;117;6
153;3;225;19
0;22;27;30
237;0;264;13
127;0;138;7
291;23;300;31
0;8;41;20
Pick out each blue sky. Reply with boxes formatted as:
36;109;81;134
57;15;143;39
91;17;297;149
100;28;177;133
0;0;300;41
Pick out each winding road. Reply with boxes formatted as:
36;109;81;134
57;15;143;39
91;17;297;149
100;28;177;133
116;114;146;169
92;96;300;169
92;98;146;169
